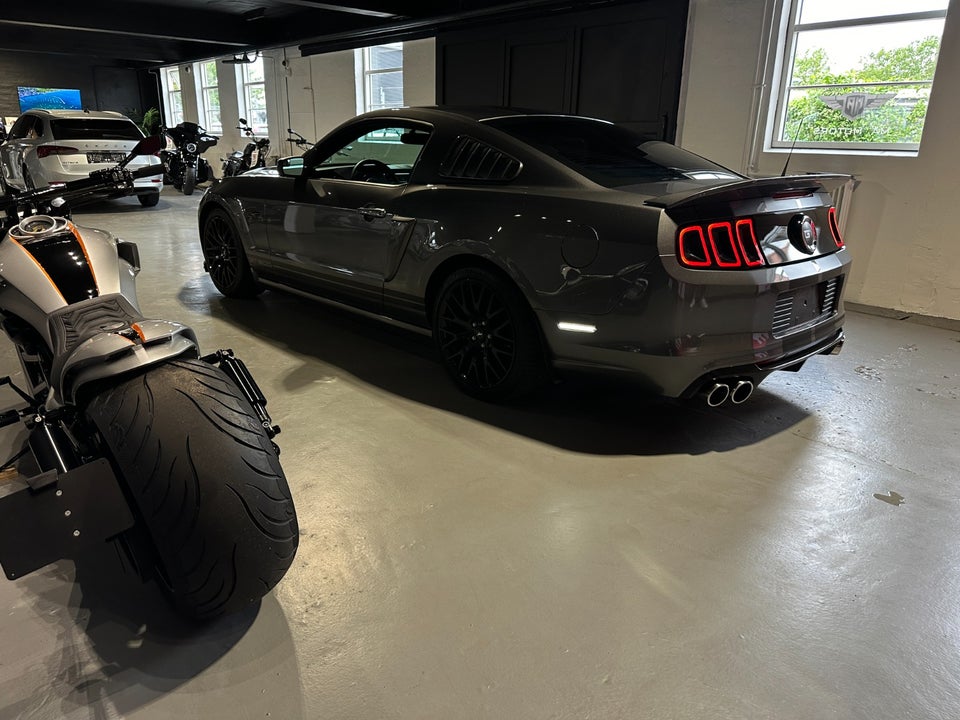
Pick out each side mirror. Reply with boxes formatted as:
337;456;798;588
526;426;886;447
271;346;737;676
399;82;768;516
277;156;304;177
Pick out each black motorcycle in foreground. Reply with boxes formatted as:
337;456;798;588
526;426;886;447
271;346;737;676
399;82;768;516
162;121;219;195
0;135;298;619
221;118;270;178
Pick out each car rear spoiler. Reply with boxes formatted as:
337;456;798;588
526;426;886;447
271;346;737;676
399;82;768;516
644;173;852;211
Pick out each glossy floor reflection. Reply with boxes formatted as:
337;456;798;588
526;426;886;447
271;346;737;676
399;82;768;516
0;187;958;719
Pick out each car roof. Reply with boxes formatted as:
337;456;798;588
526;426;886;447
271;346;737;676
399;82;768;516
358;106;610;125
26;109;131;121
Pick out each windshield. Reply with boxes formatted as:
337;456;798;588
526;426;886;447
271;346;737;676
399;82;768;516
486;116;742;190
50;119;144;141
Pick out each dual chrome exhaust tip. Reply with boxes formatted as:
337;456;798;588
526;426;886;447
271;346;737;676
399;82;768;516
704;379;754;407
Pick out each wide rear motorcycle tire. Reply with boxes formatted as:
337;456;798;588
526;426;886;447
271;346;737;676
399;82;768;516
85;358;298;620
182;166;196;196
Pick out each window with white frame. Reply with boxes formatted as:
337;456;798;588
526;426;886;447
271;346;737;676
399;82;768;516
770;0;948;153
198;60;222;133
361;43;404;113
161;66;184;126
241;56;268;135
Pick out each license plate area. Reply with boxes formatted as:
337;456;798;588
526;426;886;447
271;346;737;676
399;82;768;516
86;151;126;163
771;277;841;338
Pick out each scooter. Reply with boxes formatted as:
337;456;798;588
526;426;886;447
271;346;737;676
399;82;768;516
162;121;218;195
221;118;270;177
0;135;298;619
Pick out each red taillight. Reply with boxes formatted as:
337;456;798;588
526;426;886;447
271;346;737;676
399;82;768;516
735;219;765;266
706;221;742;267
36;145;80;159
677;226;712;267
678;218;766;269
828;207;844;248
771;189;815;200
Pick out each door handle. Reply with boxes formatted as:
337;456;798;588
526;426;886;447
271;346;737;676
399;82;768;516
358;206;387;219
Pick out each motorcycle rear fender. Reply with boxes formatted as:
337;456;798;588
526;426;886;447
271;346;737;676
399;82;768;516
55;320;200;406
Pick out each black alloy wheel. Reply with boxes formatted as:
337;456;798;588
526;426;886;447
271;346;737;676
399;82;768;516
201;209;261;297
433;267;546;400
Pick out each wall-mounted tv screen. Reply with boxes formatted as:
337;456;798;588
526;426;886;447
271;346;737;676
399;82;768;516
17;87;82;112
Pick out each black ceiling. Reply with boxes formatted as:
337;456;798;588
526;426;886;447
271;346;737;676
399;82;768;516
0;0;608;67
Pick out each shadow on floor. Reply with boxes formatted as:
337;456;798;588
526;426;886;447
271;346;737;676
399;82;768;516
192;283;811;457
72;194;180;215
9;542;302;718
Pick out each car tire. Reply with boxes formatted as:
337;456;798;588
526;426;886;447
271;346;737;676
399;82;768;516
433;267;547;401
201;208;262;298
138;193;160;207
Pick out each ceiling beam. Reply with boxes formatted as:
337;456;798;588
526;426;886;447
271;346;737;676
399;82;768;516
0;5;257;47
299;0;595;54
0;26;247;66
266;0;402;19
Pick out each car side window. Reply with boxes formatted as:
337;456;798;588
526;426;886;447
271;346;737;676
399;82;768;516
314;125;431;185
8;116;34;140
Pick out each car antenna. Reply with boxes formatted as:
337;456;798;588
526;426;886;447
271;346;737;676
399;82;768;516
781;113;815;176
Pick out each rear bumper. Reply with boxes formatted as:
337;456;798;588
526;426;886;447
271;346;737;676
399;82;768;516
536;249;851;397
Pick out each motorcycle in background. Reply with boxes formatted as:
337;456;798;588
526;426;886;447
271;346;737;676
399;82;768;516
286;128;312;150
0;135;298;619
161;121;218;195
221;118;270;177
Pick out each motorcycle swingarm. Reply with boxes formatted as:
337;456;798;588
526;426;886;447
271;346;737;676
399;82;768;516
0;458;134;580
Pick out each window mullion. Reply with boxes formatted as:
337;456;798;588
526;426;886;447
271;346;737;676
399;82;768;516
795;9;946;33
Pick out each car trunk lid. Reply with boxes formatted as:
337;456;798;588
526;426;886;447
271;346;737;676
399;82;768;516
656;174;850;267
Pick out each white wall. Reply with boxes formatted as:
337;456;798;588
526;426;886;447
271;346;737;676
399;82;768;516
679;0;960;321
164;38;437;171
277;47;358;159
402;38;437;108
268;38;437;161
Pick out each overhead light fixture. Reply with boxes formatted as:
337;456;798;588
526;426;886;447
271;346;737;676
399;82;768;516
222;51;260;65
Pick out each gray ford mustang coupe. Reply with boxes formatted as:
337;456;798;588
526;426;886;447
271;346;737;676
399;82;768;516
198;107;850;404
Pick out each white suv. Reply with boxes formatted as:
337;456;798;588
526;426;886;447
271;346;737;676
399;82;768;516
0;109;162;207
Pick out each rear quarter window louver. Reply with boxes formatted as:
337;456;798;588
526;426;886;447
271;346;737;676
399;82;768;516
439;136;521;182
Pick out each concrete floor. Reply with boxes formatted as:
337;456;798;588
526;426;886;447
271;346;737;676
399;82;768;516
1;187;959;719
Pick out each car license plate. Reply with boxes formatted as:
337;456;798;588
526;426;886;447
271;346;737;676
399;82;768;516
86;152;125;163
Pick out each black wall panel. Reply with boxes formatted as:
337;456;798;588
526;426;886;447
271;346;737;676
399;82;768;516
437;0;688;141
441;40;505;106
0;51;153;122
507;33;572;112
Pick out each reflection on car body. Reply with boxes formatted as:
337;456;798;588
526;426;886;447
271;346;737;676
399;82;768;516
197;107;851;405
